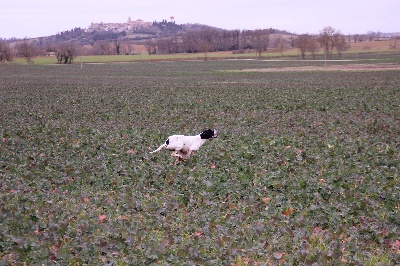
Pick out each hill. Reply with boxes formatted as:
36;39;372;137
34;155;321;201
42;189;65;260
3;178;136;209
3;18;399;63
6;17;292;47
5;18;294;60
43;18;291;46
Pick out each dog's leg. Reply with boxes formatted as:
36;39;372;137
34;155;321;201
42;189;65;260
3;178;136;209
171;151;184;159
171;151;187;164
174;157;184;165
172;152;183;164
184;150;193;159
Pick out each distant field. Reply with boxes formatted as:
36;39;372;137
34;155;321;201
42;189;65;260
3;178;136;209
13;51;285;65
9;39;400;65
0;60;399;265
349;39;395;51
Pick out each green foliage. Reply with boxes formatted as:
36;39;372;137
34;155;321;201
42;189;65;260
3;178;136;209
1;60;399;264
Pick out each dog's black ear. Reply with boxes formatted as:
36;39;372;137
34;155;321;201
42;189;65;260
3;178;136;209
200;129;214;139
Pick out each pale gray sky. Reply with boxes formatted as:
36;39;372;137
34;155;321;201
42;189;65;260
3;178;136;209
1;0;399;39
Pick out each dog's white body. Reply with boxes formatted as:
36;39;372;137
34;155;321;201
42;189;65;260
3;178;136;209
151;129;217;163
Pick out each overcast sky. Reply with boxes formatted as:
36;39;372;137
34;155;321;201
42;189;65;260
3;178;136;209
1;0;399;39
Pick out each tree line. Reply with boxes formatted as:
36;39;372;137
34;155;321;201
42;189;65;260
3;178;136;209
296;26;349;60
147;28;277;56
1;26;399;63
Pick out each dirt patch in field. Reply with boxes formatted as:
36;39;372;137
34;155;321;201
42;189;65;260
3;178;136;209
241;64;400;72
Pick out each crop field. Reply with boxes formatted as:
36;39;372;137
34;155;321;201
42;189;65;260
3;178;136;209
1;59;400;265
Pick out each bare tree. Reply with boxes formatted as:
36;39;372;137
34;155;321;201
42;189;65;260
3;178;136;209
115;41;121;55
92;41;113;55
0;40;14;62
213;30;239;51
16;40;37;63
157;37;180;54
118;39;134;55
288;36;296;48
273;35;287;56
228;30;240;50
389;38;399;50
295;34;310;59
318;26;337;60
240;30;253;49
353;34;367;43
156;28;242;55
56;43;76;63
307;37;319;59
182;31;200;53
199;29;215;59
145;39;157;55
253;29;269;59
199;39;212;60
125;38;132;55
334;34;350;58
295;34;319;59
367;31;378;42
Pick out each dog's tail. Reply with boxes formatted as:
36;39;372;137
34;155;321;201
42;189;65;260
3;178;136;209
150;139;169;154
150;144;166;154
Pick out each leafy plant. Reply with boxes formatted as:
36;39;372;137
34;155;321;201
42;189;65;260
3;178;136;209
1;59;399;264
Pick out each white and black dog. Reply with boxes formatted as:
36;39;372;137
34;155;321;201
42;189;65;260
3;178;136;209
150;129;218;163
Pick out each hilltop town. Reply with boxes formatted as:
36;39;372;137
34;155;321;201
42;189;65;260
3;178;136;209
87;17;154;33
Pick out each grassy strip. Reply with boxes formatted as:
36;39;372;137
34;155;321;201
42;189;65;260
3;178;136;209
9;49;400;65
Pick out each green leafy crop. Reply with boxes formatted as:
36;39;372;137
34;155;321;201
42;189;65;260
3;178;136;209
1;60;399;265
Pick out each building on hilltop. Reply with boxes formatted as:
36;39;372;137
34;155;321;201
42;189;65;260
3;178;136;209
127;17;152;30
87;18;152;33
